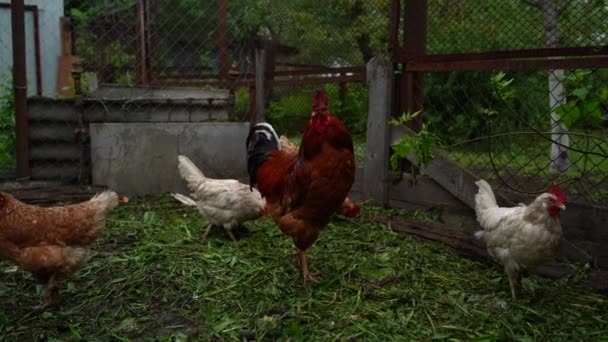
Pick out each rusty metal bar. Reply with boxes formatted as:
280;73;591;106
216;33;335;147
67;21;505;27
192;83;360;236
272;74;364;87
11;0;30;178
217;0;229;87
0;3;35;10
153;75;366;88
400;0;427;132
273;66;364;77
395;45;608;63
32;6;41;96
136;0;149;85
389;0;401;58
407;56;608;72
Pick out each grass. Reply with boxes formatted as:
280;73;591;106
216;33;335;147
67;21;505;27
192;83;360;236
0;195;607;341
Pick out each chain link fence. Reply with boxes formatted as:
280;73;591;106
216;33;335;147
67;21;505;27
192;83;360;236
1;0;606;207
1;0;387;183
416;0;608;207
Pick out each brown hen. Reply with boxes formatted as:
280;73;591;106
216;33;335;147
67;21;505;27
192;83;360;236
0;190;119;309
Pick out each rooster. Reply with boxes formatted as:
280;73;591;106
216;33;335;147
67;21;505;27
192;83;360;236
0;190;119;309
172;155;268;242
474;179;565;299
279;135;360;218
246;90;355;283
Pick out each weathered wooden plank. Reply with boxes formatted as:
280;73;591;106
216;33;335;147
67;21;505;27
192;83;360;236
30;125;76;142
30;144;81;161
88;84;230;101
31;164;80;181
363;57;393;206
390;125;514;208
28;101;77;122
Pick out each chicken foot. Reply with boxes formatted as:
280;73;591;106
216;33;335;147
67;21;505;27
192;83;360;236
223;224;237;242
507;271;523;300
296;250;319;284
33;274;59;311
200;224;213;242
200;224;237;242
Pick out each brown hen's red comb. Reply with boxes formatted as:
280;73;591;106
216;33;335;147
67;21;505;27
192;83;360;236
312;90;328;113
548;185;566;204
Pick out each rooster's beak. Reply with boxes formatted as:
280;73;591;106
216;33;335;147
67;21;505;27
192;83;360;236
558;204;566;210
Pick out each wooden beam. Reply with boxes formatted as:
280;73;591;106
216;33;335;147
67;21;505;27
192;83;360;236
389;124;513;209
363;57;393;207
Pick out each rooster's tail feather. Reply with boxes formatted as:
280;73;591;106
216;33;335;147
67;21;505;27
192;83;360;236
171;193;197;207
246;123;281;190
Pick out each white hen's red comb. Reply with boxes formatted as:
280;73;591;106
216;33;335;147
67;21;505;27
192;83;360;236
548;185;566;204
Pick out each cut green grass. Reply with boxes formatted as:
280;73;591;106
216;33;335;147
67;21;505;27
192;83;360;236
0;195;606;340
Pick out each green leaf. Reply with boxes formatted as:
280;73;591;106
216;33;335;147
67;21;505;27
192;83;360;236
358;267;394;279
572;87;589;100
143;211;157;225
115;317;136;332
555;102;580;129
581;100;602;127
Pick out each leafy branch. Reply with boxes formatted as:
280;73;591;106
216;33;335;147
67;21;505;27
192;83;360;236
389;110;443;183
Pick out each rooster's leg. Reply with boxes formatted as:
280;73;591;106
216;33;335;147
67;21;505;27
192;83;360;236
296;249;320;284
200;224;213;242
223;225;237;242
33;274;58;310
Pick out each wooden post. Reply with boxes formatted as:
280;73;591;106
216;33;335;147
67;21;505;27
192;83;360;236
400;0;427;132
254;47;266;123
363;57;393;207
217;0;229;87
136;0;149;85
11;0;30;179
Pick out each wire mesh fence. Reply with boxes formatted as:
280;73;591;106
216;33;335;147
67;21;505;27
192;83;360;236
412;0;608;207
1;0;606;208
426;0;608;54
0;0;387;183
423;68;608;206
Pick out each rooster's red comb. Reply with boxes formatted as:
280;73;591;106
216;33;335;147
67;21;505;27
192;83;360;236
548;185;566;204
312;90;328;113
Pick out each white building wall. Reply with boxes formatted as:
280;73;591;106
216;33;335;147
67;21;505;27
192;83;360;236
0;0;64;98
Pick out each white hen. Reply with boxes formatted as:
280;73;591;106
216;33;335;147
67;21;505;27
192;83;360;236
172;155;268;241
474;179;565;299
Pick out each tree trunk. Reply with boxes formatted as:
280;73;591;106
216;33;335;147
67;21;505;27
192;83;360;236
539;0;570;172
